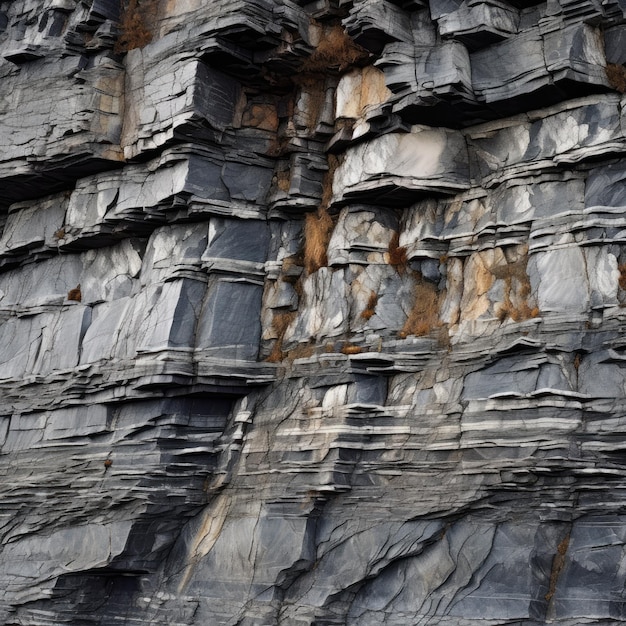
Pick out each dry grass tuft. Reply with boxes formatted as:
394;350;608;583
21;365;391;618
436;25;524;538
281;254;303;273
341;343;363;355
302;155;339;275
303;207;334;274
360;291;378;320
275;169;291;193
496;300;539;323
265;310;297;363
286;342;315;361
265;342;284;363
606;63;626;94
272;310;296;337
300;25;368;74
114;0;154;53
387;231;408;273
67;284;82;302
398;275;440;338
492;256;539;323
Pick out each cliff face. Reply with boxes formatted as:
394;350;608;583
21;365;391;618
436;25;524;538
0;0;625;624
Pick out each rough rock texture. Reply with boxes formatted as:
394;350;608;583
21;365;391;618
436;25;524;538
1;0;626;623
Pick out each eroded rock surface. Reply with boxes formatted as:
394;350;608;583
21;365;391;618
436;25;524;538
0;0;626;623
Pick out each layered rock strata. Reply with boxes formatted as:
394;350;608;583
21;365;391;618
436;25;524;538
0;0;626;624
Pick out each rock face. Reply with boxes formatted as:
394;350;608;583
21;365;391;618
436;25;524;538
0;0;626;623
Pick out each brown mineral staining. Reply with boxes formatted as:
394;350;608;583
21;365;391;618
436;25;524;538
605;63;626;94
573;352;582;371
341;343;363;355
241;103;279;132
359;66;390;105
336;67;390;120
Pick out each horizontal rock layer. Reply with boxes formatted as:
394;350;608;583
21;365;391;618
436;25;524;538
0;0;625;624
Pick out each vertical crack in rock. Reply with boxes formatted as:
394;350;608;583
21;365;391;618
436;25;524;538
545;530;571;610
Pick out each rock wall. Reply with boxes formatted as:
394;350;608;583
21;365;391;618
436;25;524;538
0;0;626;623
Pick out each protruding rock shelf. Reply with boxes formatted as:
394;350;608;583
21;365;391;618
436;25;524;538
0;0;625;623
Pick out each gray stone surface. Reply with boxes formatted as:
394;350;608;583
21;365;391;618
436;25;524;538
0;0;625;624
